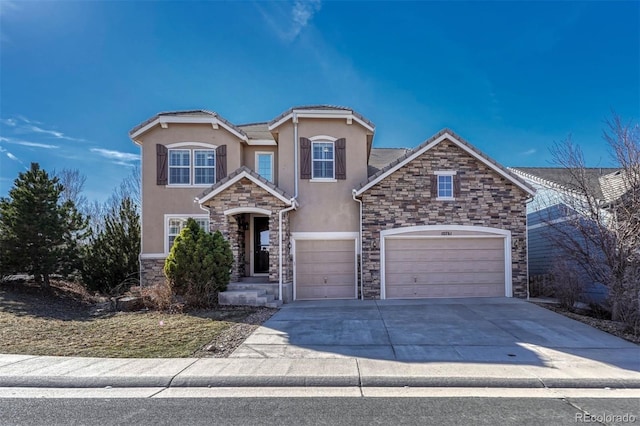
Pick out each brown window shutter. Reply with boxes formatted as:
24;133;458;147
300;137;311;179
430;174;437;197
216;145;227;182
453;174;461;197
156;144;168;185
335;138;346;180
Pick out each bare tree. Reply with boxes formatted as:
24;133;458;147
55;168;88;212
106;164;140;214
545;114;639;326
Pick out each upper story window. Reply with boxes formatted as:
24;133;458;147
434;171;457;200
256;152;274;182
312;142;334;179
300;136;345;181
169;150;191;185
168;149;215;186
194;150;215;185
438;175;453;198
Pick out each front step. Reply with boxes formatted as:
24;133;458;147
219;281;293;306
219;289;279;307
227;282;279;296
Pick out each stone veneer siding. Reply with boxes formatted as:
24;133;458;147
140;258;166;288
203;178;292;283
360;139;529;299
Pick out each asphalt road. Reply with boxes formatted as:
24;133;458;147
0;397;638;426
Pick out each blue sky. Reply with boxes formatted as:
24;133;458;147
1;1;638;202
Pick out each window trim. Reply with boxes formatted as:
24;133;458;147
168;149;191;186
166;147;217;188
434;170;457;200
164;214;209;254
311;140;335;181
255;151;274;182
193;149;216;186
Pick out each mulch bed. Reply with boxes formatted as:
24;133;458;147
533;302;640;345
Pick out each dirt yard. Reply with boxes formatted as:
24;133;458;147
0;279;276;358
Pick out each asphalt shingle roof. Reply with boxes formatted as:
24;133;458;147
236;122;275;141
129;110;248;139
357;129;533;193
268;105;375;130
198;166;293;202
509;167;620;200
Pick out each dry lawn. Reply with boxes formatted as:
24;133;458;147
0;279;273;358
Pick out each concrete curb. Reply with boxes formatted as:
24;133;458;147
1;355;640;389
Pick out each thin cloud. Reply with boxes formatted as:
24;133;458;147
0;118;17;127
521;148;537;156
291;0;321;39
0;146;26;167
1;115;87;142
90;148;140;163
259;0;321;42
112;161;138;168
0;136;59;149
23;124;86;142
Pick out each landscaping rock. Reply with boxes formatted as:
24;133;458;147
116;296;143;312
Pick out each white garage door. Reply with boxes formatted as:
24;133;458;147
384;237;505;298
295;239;357;300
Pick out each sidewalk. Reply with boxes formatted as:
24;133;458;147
1;353;639;389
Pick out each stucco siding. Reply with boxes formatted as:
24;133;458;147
276;118;371;233
138;123;244;254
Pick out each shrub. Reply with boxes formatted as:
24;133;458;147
140;281;174;312
550;260;584;310
163;219;233;307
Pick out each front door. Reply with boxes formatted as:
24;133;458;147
253;216;269;274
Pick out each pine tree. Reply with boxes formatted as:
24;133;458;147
0;163;88;287
164;219;233;306
81;197;141;294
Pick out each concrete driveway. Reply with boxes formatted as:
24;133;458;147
231;298;639;370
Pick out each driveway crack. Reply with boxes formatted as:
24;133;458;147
375;300;397;360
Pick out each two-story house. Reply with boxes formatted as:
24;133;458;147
130;106;535;305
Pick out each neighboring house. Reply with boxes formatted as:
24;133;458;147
130;106;535;304
509;167;622;301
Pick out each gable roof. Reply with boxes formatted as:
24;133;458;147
354;129;535;196
509;167;620;201
368;148;411;177
267;105;375;132
129;110;248;143
196;166;294;205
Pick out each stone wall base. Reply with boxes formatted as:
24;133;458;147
140;258;166;287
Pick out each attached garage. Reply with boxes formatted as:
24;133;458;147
381;226;512;299
293;233;358;300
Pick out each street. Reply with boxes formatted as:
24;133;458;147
0;395;638;426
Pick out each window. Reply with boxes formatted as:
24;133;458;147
194;150;215;185
438;175;453;198
168;149;216;186
167;217;209;251
434;171;457;199
169;150;191;185
312;142;334;179
256;152;274;182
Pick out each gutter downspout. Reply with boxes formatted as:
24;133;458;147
293;114;299;199
352;190;364;300
279;199;297;302
277;113;300;302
